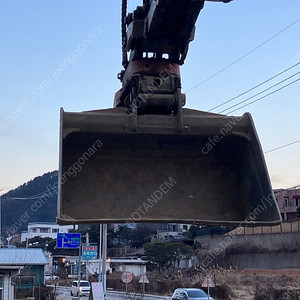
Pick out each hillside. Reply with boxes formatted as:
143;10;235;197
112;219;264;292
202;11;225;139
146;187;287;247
1;171;58;239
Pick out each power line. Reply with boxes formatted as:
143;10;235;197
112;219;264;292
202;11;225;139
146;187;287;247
209;61;300;112
1;188;57;201
226;76;300;114
265;139;300;154
1;188;58;212
185;18;300;94
219;70;300;114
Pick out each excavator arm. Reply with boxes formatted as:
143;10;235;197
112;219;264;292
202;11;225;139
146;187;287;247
122;0;231;67
57;0;281;226
115;0;232;114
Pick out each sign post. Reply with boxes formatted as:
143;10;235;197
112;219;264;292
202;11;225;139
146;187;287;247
138;274;149;296
121;272;133;294
56;233;81;249
90;282;105;300
201;275;215;299
56;233;81;300
82;244;98;260
82;244;98;280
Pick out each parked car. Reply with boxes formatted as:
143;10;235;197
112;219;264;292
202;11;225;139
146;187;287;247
172;288;214;300
45;274;58;281
71;280;90;297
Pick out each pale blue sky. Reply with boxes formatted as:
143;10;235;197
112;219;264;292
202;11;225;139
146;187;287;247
1;0;300;194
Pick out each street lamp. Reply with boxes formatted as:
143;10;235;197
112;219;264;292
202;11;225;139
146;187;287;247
7;234;20;247
7;236;12;247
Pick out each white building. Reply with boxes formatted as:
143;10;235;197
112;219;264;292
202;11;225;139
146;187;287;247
87;258;147;277
156;230;181;241
61;257;147;278
109;258;147;277
21;222;75;242
167;223;191;232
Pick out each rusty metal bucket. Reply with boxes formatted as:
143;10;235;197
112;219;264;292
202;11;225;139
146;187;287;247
57;107;281;226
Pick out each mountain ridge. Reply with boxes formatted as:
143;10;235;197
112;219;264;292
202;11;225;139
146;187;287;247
1;170;58;242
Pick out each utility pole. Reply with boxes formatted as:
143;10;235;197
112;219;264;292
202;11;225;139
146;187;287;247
86;233;89;280
98;224;103;282
78;242;82;300
0;189;3;248
101;224;107;298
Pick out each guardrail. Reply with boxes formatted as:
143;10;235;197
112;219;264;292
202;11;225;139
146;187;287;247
107;290;170;300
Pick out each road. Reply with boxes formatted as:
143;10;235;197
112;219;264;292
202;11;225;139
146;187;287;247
55;286;170;300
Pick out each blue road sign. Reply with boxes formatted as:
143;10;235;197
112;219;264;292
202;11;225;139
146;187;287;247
82;244;98;260
56;233;81;248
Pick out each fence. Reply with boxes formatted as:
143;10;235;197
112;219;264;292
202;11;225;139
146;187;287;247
229;221;300;235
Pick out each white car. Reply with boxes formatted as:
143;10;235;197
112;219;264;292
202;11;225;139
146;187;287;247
45;274;58;281
71;280;90;297
172;288;214;300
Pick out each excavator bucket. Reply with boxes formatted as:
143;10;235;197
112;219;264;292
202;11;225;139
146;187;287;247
57;107;281;226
